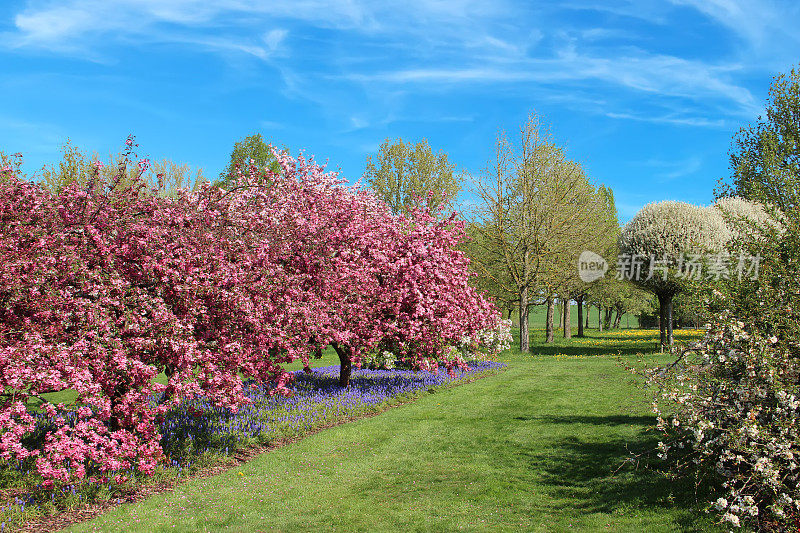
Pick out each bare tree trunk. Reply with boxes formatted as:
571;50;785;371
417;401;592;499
576;294;585;337
545;296;555;344
519;288;529;352
563;297;572;339
612;308;622;329
657;294;667;350
332;343;353;387
667;298;674;347
598;304;603;332
519;248;531;352
585;301;590;330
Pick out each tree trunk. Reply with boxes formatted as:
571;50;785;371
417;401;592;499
657;294;667;350
612;308;622;329
585;301;590;330
545;296;555;344
604;307;612;330
519;287;529;352
576;294;585;337
598;304;603;332
563;297;572;339
667;297;674;347
519;247;531;352
332;343;353;387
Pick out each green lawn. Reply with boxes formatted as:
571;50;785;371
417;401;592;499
512;304;641;330
68;329;721;532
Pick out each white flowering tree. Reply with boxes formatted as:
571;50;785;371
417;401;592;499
619;201;729;347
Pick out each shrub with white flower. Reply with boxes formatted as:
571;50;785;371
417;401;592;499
361;350;397;370
455;315;512;361
646;309;800;530
364;314;511;372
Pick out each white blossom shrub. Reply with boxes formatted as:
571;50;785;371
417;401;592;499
455;316;512;360
367;314;511;370
362;350;397;370
714;196;783;244
647;304;800;530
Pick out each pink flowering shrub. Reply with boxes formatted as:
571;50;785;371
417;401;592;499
0;141;499;487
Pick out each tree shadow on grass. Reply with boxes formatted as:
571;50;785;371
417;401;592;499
530;343;659;357
531;422;720;531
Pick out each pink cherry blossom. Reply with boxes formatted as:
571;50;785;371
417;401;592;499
0;144;500;485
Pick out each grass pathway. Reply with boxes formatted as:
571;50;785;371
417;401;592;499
69;337;718;532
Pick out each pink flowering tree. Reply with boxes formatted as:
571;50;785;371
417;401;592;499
0;141;500;488
0;144;301;486
239;151;500;386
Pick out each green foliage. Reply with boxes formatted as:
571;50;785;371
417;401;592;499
648;64;800;527
461;221;519;315
217;133;282;189
713;196;782;244
723;64;800;211
35;139;205;196
0;151;24;183
648;210;800;527
711;209;800;356
471;112;617;348
364;137;460;215
589;278;654;324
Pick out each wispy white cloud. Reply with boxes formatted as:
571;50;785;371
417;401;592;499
1;0;792;145
654;156;704;181
670;0;798;46
558;0;671;25
344;49;758;118
605;111;727;128
3;0;504;50
4;0;297;59
669;0;800;69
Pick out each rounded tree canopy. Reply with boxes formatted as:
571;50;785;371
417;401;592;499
713;196;782;244
619;201;730;296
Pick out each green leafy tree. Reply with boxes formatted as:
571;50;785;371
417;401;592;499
552;184;620;340
462;220;519;320
217;133;282;189
722;64;800;211
0;151;23;183
37;139;204;196
473;112;603;351
364;138;460;215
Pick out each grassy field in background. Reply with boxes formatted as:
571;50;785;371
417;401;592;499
513;304;641;330
69;328;721;533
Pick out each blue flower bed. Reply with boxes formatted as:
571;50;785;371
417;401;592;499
160;361;506;459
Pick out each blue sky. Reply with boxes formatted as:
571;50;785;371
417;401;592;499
1;0;799;222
